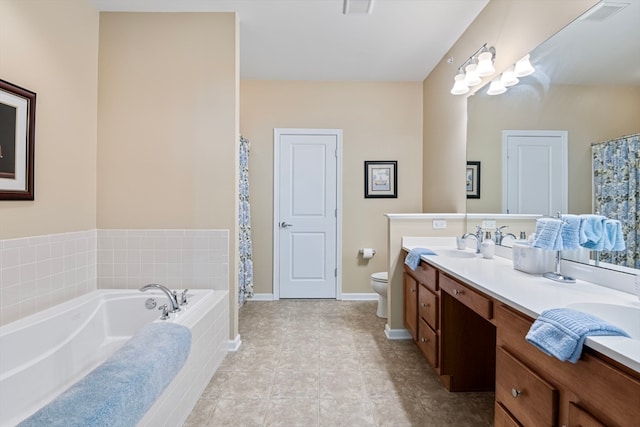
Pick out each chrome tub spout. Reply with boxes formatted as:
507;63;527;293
139;283;181;313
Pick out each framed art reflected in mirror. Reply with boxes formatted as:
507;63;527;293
0;79;36;200
466;161;480;199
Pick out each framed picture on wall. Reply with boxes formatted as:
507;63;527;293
365;160;397;198
466;161;480;199
0;79;36;200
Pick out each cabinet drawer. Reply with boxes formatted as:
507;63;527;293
404;259;438;291
440;273;492;320
417;317;438;368
418;284;438;329
496;347;558;427
494;401;522;427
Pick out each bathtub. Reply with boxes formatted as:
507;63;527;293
0;289;229;427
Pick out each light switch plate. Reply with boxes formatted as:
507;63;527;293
433;219;447;229
482;220;496;229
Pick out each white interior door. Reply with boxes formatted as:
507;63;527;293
274;129;341;299
502;130;568;216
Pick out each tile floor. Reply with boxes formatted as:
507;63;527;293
184;300;494;426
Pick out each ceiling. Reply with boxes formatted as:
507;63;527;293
89;0;489;81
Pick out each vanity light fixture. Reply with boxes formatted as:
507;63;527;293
514;54;535;77
487;77;507;95
450;43;496;95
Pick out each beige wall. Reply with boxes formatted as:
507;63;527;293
97;12;239;338
240;81;423;296
467;85;640;214
422;0;598;213
0;0;99;239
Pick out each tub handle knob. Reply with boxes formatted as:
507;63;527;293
180;289;189;306
158;304;170;320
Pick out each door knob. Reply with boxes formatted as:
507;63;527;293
280;222;293;228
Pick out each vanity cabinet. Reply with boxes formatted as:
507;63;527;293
495;303;640;427
401;249;640;426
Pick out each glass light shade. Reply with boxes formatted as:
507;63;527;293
514;54;535;77
500;66;519;87
450;73;470;95
475;51;495;77
487;78;507;95
463;63;482;86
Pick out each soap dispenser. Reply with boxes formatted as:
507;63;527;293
481;231;495;259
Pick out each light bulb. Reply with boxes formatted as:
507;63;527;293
450;73;470;95
487;78;507;95
463;63;481;87
514;54;535;77
500;66;519;87
476;51;495;77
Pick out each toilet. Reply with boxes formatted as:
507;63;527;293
370;271;388;318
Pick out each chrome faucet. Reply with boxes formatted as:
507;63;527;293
461;225;483;253
495;225;517;245
139;283;181;313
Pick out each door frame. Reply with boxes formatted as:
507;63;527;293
272;128;343;300
501;130;568;215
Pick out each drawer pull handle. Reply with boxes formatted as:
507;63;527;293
453;289;463;296
421;303;429;308
420;338;430;343
511;388;522;398
411;289;416;293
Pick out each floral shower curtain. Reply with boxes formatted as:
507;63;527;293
592;133;639;269
238;135;254;306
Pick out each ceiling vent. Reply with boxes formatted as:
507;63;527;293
579;1;630;22
343;0;374;15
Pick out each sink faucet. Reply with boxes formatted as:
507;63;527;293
140;283;181;313
495;225;517;245
461;225;483;253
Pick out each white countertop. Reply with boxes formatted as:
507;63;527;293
402;237;640;373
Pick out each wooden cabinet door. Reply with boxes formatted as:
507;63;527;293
418;283;438;329
403;272;418;340
568;402;606;427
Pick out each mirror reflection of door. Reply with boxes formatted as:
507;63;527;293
502;130;568;216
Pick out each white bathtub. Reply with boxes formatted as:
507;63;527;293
0;289;229;427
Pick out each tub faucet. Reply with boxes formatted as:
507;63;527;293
140;283;181;313
461;226;483;253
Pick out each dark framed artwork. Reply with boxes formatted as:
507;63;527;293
364;160;397;198
0;79;36;200
466;161;480;199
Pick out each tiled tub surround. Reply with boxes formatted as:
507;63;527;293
0;230;97;325
1;229;229;326
97;229;229;291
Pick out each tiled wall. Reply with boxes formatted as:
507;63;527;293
0;229;229;327
0;230;97;325
97;229;229;291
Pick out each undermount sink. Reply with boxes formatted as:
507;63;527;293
565;302;640;339
437;249;477;259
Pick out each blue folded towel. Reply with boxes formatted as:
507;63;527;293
579;214;606;250
603;219;626;251
19;322;192;427
404;248;437;270
525;308;630;363
532;218;563;251
560;214;581;250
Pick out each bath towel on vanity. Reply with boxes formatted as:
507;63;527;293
560;214;581;250
532;218;564;251
579;214;607;250
404;248;437;270
525;308;630;363
18;322;192;427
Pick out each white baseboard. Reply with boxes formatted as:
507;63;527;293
384;324;412;340
228;334;242;351
340;293;378;301
248;293;274;301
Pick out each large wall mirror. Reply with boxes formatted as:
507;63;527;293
466;0;640;272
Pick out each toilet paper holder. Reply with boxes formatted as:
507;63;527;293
359;248;376;255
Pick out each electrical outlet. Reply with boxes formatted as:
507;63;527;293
433;219;447;229
482;220;496;229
